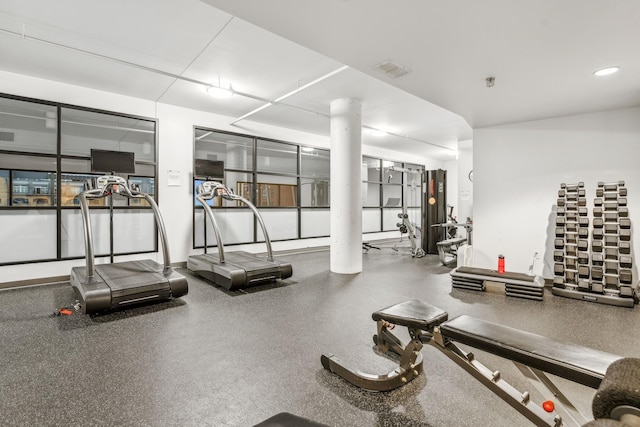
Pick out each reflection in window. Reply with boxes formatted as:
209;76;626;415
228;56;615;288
11;171;56;207
128;176;155;207
195;130;253;171
301;148;329;177
383;160;403;184
363;157;381;182
0;170;8;206
301;178;329;207
61;108;156;162
256;174;297;207
257;140;297;174
0;97;57;155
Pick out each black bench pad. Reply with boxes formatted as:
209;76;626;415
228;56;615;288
440;315;622;388
372;300;448;331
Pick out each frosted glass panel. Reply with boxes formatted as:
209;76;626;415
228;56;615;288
0;210;56;263
363;182;380;207
383;208;403;231
195;209;255;247
301;209;330;238
113;209;156;253
363;208;381;233
61;209;111;258
256;209;298;241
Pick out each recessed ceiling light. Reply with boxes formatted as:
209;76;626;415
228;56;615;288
593;66;620;77
206;85;234;98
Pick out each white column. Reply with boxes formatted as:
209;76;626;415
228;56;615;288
330;98;362;274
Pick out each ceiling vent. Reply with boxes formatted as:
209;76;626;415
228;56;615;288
373;60;411;78
0;132;15;142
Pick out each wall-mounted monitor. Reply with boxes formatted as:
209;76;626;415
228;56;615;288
194;159;224;180
91;149;136;174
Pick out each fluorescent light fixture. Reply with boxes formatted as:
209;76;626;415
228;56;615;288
364;127;387;137
593;66;620;77
301;147;315;153
207;85;234;98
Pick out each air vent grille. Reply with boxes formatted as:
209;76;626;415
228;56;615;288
0;132;15;142
373;60;410;78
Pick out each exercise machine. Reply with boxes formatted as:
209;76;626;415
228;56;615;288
187;181;292;290
70;174;188;315
321;299;640;427
397;207;425;258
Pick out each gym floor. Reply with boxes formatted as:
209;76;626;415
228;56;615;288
1;247;638;427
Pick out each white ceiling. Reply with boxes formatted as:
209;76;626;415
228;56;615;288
1;1;638;161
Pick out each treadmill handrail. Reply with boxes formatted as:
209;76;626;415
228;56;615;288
75;176;173;277
197;194;226;264
197;182;274;261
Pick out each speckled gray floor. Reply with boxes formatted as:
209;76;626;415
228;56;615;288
1;248;639;427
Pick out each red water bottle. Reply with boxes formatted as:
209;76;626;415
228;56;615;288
498;255;505;273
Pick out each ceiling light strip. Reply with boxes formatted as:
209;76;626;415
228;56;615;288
230;66;348;125
0;27;455;153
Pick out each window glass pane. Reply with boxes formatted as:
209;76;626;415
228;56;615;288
195;209;254;246
363;157;381;182
113;209;156;253
61;209;111;258
300;148;329;177
0;153;56;171
301;178;329;207
257;140;297;174
61;108;156;162
382;184;402;207
257;209;298;241
363;208;381;233
0;97;57;154
301;209;330;238
405;167;423;208
382;160;402;184
383;208;403;231
0;210;57;263
195;130;253;170
0;170;8;206
60;173;104;207
11;171;56;207
362;182;380;207
256;174;297;207
407;208;422;232
128;177;155;207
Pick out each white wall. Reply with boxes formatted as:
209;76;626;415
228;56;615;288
473;107;640;278
0;70;440;283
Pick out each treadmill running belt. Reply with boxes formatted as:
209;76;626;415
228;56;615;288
95;260;167;291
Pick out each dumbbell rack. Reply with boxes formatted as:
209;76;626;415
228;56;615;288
552;182;589;294
552;181;638;308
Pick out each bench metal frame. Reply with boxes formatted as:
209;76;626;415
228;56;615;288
321;305;618;427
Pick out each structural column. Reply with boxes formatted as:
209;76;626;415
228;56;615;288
330;98;362;274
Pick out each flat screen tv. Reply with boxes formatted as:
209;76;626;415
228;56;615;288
90;149;136;174
194;159;224;180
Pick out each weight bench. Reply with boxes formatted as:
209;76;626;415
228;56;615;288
436;237;466;266
321;300;640;427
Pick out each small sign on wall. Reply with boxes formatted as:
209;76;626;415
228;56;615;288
167;170;181;187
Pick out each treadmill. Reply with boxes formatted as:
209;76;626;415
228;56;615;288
70;150;188;314
187;181;293;290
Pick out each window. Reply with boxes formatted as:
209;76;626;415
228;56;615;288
0;94;158;266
